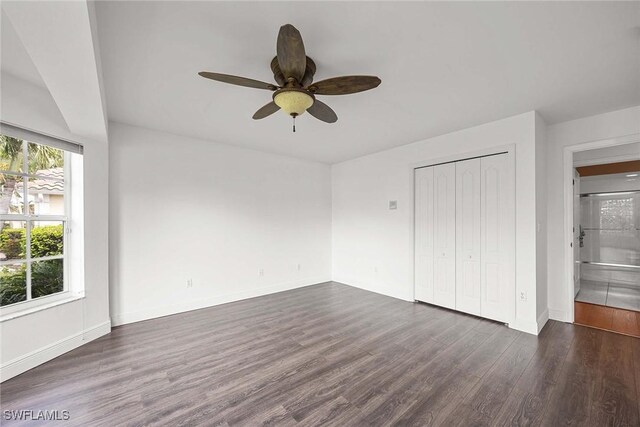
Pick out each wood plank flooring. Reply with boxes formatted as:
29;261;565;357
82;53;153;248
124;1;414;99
1;282;639;426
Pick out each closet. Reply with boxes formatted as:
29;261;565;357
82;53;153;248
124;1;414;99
414;152;514;323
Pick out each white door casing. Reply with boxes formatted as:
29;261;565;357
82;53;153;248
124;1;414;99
573;169;581;297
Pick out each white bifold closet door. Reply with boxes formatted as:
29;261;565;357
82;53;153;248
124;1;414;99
414;167;435;303
432;163;456;309
455;158;481;316
414;152;513;324
480;154;514;323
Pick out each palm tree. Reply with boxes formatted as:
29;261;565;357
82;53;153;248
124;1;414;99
0;135;63;231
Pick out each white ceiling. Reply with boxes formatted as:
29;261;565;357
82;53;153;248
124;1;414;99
95;1;640;164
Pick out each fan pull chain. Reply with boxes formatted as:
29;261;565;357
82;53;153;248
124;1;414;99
292;115;296;133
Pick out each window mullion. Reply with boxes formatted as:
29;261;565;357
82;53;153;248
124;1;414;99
22;140;32;301
22;140;28;214
26;220;32;300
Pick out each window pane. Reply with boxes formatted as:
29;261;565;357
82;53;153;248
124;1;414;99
27;177;65;215
0;221;26;261
0;136;24;173
30;221;64;258
28;142;64;175
0;262;26;306
0;173;25;215
31;258;63;299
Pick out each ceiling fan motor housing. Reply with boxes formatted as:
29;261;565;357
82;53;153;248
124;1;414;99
270;56;316;87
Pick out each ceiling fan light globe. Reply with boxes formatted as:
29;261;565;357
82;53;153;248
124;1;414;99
273;90;314;116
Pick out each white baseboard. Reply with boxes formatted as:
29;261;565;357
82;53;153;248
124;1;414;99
0;320;111;382
332;277;414;302
112;275;332;326
536;308;549;333
549;308;571;323
509;318;539;335
504;309;549;336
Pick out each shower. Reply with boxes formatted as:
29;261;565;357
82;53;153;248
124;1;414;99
576;177;640;310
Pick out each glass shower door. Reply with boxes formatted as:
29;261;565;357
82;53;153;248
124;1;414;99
579;191;640;311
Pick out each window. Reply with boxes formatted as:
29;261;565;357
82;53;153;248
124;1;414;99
0;131;81;310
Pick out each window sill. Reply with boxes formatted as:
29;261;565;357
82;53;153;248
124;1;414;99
0;293;85;323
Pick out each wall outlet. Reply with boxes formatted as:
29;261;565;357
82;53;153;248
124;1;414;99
259;269;264;277
186;279;193;288
519;291;527;301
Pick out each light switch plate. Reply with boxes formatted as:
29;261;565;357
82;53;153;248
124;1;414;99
389;200;397;210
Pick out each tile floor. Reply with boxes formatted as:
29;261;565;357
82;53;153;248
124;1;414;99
575;279;640;311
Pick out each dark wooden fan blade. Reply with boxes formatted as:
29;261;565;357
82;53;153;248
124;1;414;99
308;76;381;95
300;57;317;87
199;72;277;90
252;101;280;120
307;99;337;123
277;24;306;83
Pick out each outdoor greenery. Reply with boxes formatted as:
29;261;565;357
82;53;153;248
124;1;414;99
0;135;64;229
0;260;63;306
0;225;64;306
0;264;26;305
0;224;64;259
1;135;66;306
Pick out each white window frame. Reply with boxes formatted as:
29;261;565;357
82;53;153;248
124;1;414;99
0;139;72;315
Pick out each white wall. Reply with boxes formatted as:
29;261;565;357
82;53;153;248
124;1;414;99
108;123;332;325
0;74;110;381
332;111;543;334
546;106;640;322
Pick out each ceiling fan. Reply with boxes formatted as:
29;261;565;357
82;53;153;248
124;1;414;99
199;24;381;131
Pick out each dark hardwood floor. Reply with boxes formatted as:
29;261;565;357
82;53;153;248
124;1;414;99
2;282;639;426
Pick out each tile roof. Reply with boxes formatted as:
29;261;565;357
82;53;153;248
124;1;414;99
16;167;64;194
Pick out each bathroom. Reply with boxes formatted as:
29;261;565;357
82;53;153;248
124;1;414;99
572;146;640;335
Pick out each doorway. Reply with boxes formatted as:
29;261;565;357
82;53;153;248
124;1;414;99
570;153;640;337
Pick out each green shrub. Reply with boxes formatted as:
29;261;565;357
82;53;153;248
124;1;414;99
0;225;64;306
0;260;63;306
31;258;63;298
0;224;63;259
31;225;64;257
0;228;25;259
0;265;26;306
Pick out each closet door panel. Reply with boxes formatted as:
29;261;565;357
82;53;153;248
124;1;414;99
433;163;456;309
481;153;515;323
456;158;481;315
414;167;434;303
